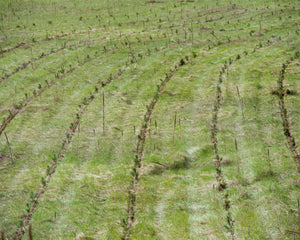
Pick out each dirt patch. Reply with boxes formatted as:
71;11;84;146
0;153;11;171
0;153;6;163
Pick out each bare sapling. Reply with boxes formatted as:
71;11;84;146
4;132;14;165
236;86;244;120
28;224;33;240
234;138;240;173
173;112;177;144
102;92;105;135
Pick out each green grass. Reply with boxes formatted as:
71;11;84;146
0;0;299;239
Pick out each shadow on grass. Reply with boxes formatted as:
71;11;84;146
0;152;12;171
254;170;278;182
149;156;190;175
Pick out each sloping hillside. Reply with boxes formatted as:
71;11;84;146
0;0;299;239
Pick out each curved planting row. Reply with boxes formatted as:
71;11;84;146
0;23;232;140
0;42;26;55
276;51;300;172
0;36;108;84
0;27;164;84
0;1;256;59
0;28;98;55
0;23;164;57
14;44;166;240
0;33;173;138
211;56;235;239
0;53;96;137
0;46;66;84
121;53;197;240
15;88;96;239
210;38;279;239
0;33;152;137
120;36;278;239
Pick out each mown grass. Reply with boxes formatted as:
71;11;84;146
0;0;299;239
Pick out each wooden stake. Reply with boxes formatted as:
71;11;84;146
28;224;33;240
4;132;14;165
236;86;245;120
102;92;105;135
259;21;262;35
179;118;181;139
149;119;152;139
77;123;80;157
234;138;240;173
174;112;177;128
191;20;194;46
267;149;272;173
30;47;34;70
297;198;300;232
173;112;177;144
180;2;183;19
1;230;4;240
234;138;238;151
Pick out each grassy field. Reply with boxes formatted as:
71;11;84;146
0;0;299;239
